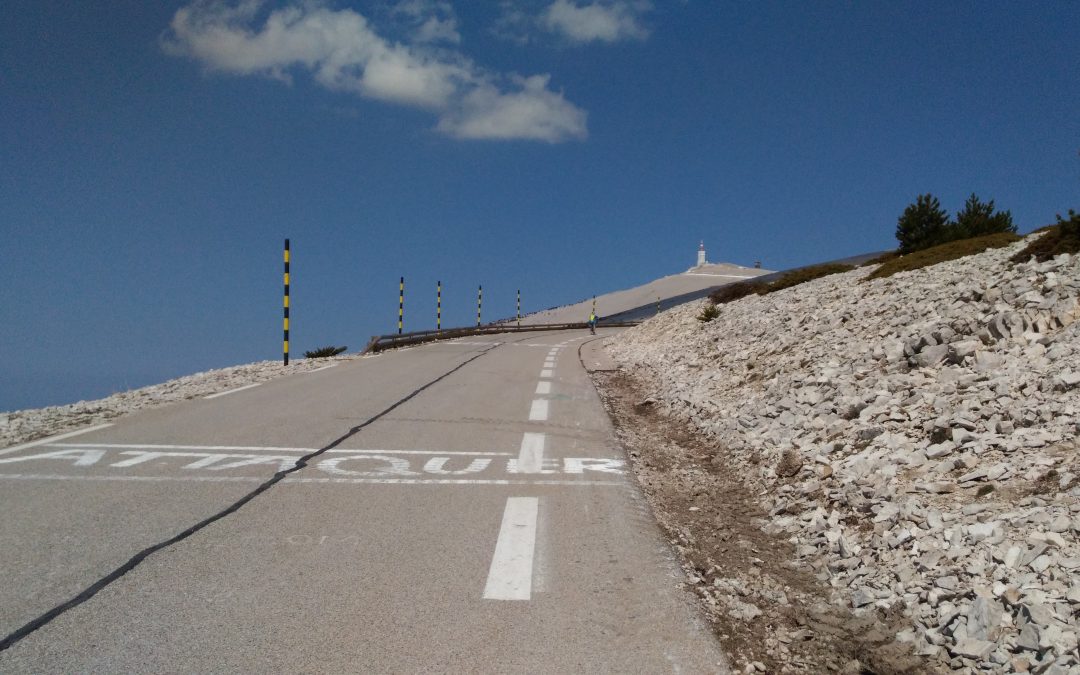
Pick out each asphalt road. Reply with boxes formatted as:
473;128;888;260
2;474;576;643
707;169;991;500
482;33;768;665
521;263;770;326
0;329;728;673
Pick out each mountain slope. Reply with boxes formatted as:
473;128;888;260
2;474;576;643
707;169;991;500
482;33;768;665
522;262;772;325
607;235;1080;672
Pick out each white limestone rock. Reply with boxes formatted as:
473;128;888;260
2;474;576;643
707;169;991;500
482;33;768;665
608;234;1080;666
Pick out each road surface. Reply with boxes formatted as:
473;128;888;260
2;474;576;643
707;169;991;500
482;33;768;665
0;329;727;673
521;263;770;325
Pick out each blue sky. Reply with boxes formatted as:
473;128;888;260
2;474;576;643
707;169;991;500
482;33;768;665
2;1;1078;412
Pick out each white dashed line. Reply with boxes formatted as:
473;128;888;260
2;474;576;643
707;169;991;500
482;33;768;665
539;369;554;379
204;383;262;399
528;399;549;421
0;424;114;457
517;433;545;474
535;381;551;395
483;497;539;600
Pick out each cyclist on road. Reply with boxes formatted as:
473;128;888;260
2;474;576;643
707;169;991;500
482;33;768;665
588;311;598;335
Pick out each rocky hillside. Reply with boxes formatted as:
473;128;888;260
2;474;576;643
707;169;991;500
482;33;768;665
608;236;1080;673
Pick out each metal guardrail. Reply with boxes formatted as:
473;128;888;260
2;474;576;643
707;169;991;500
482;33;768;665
363;321;640;353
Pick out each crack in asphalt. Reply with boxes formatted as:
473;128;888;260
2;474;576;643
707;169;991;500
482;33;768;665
0;341;509;653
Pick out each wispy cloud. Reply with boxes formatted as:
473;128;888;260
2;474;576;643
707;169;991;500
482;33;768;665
162;1;586;142
542;0;651;43
437;74;586;141
392;0;461;44
491;1;534;45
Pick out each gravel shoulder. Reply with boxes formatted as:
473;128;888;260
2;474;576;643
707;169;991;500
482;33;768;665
602;238;1080;674
593;369;938;674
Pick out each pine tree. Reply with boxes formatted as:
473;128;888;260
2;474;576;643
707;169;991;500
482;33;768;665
953;193;1015;238
896;194;949;254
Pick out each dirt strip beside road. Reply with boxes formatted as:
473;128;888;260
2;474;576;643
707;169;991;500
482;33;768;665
593;370;943;674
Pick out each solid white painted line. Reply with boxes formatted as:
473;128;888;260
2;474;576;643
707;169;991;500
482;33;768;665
306;363;339;373
539;369;553;379
535;381;552;395
0;424;114;457
0;473;623;487
483;497;539;600
49;443;511;456
528;399;549;421
517;433;545;473
204;383;262;399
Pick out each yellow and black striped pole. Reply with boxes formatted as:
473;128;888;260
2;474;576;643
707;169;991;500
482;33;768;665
398;277;404;335
477;285;482;328
283;238;290;366
516;289;521;328
592;296;596;316
436;280;442;332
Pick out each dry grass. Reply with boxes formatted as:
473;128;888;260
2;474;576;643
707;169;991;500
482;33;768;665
1010;218;1080;263
709;264;855;305
709;280;767;305
765;263;855;293
866;232;1021;280
861;251;900;267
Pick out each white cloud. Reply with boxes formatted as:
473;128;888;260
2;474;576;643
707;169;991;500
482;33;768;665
163;1;586;142
438;75;587;142
541;0;650;43
392;0;461;44
414;15;461;44
490;1;533;45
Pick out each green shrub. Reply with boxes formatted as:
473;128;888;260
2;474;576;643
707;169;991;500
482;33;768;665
1010;210;1080;263
709;280;767;305
895;193;1015;255
896;194;950;254
763;263;855;293
696;303;720;322
953;193;1016;239
867;232;1021;280
304;345;348;358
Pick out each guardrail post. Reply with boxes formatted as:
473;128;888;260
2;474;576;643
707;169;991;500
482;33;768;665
283;239;290;366
398;277;404;335
477;285;482;327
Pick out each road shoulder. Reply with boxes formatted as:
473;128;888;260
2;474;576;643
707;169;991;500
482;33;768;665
590;369;941;674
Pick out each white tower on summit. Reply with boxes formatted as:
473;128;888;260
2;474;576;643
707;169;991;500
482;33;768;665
696;240;707;267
